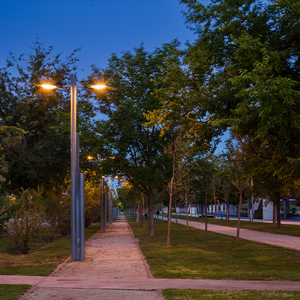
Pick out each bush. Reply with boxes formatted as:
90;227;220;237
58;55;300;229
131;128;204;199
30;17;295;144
5;188;45;254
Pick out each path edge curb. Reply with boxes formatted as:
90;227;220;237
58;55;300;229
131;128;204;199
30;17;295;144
127;221;154;279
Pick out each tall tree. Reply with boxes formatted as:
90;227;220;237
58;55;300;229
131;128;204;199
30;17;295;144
88;43;180;236
0;41;98;192
180;0;300;227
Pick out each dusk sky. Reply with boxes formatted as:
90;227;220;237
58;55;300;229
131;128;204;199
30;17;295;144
0;0;207;80
0;0;227;152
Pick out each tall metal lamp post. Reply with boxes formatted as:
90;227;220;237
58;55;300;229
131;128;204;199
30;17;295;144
42;75;106;261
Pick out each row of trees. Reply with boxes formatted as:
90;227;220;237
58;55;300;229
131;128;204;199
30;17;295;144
1;0;299;246
101;0;300;241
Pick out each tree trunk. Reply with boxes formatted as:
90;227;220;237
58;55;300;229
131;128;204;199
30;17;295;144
275;192;281;229
136;202;140;223
175;199;178;225
226;193;230;222
167;151;175;245
213;187;217;219
148;188;155;236
273;199;276;224
142;196;146;228
236;189;243;242
161;201;164;221
205;189;208;234
185;189;189;229
167;177;173;246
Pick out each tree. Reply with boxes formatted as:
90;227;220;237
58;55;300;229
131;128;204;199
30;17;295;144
179;0;300;229
6;188;45;254
0;41;98;193
88;43;180;236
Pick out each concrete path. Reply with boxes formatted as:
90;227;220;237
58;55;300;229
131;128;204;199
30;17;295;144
2;213;300;299
18;213;163;300
163;216;300;251
3;275;300;292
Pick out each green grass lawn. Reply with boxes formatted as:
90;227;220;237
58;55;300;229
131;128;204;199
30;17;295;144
163;289;300;300
0;284;31;300
170;214;300;237
0;223;100;276
127;217;300;281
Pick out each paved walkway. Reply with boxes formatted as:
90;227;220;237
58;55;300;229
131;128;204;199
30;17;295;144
1;213;300;300
161;216;300;251
18;213;163;300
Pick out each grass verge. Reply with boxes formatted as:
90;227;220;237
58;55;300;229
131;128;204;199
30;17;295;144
127;217;300;281
0;284;31;300
0;222;100;276
162;289;300;300
170;214;300;237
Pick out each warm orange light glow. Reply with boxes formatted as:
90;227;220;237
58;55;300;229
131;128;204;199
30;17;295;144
102;176;105;178
87;156;93;160
115;176;118;179
41;84;57;90
91;84;106;90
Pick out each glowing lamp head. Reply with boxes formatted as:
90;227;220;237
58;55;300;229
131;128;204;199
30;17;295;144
91;84;106;90
87;156;93;160
41;84;57;90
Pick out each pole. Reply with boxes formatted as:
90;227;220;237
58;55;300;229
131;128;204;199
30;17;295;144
75;132;80;260
79;173;85;261
70;74;77;261
101;176;106;232
109;177;112;225
104;194;107;231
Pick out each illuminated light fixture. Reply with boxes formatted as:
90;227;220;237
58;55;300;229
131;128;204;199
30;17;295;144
41;84;57;89
90;84;107;90
115;176;118;179
87;156;93;160
102;176;105;179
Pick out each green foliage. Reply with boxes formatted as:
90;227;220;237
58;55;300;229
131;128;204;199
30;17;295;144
0;41;98;193
5;188;45;254
44;187;71;239
87;42;182;235
0;124;25;183
84;177;101;226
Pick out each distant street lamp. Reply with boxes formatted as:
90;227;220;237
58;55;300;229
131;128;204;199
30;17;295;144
42;75;106;261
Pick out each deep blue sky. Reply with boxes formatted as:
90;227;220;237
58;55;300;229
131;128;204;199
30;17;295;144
0;0;206;79
0;0;228;152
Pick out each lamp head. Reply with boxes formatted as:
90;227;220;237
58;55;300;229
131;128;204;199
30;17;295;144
91;84;107;90
41;84;57;90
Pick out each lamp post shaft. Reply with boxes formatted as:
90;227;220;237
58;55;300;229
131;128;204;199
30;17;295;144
71;74;77;261
109;177;112;225
101;177;105;232
70;75;85;261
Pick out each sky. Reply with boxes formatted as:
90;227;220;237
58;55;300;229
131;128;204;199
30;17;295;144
0;0;203;80
0;0;227;153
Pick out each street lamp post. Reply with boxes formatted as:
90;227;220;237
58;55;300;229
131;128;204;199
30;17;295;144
101;175;106;233
108;176;112;225
42;75;106;261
